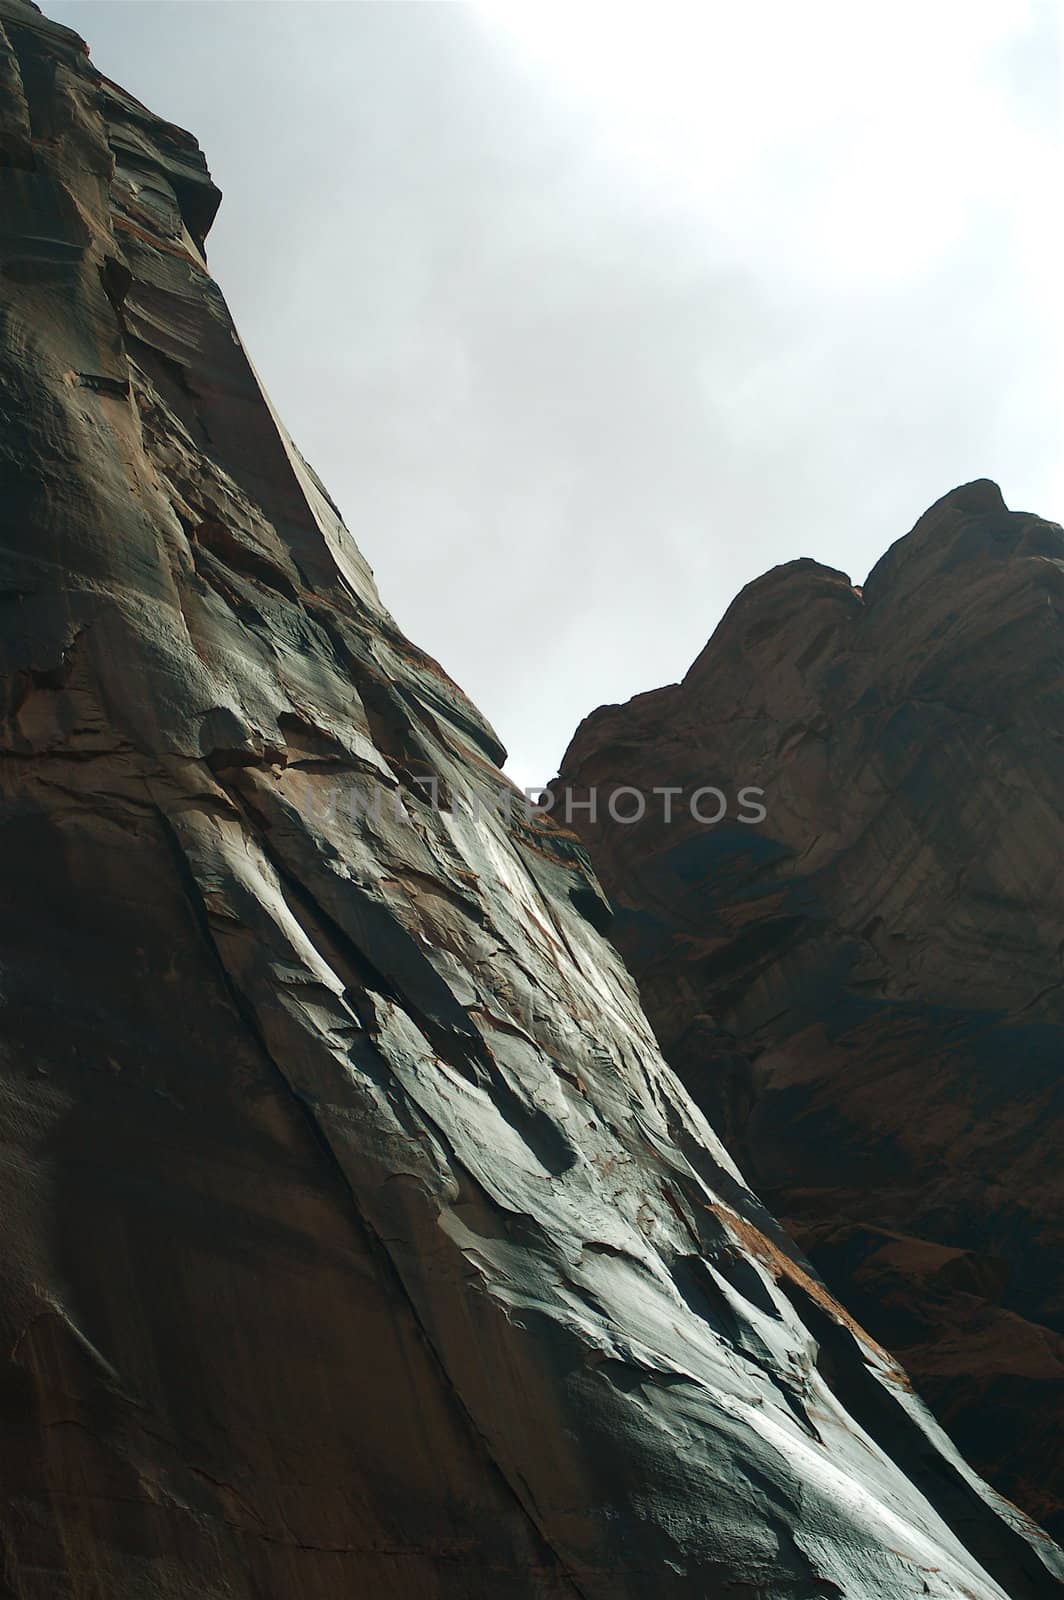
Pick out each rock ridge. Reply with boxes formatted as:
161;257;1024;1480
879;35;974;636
555;479;1064;1543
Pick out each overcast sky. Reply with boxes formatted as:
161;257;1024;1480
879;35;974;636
49;0;1064;787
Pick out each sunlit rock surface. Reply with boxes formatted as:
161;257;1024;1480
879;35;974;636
0;4;1060;1595
556;479;1064;1546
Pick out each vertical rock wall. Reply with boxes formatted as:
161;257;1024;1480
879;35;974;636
0;5;1060;1596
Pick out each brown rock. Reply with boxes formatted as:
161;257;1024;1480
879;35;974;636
555;479;1064;1541
1;3;1061;1593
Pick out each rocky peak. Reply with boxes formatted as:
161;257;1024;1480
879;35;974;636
555;481;1064;1545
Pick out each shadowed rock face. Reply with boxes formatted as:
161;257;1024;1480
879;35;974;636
0;4;1061;1596
555;479;1064;1544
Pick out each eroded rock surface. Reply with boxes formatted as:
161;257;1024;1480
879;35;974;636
0;4;1060;1595
555;479;1064;1544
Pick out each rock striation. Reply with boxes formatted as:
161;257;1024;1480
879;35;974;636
555;479;1064;1545
0;4;1060;1595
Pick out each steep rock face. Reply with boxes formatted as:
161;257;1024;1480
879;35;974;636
555;480;1064;1542
0;5;1060;1595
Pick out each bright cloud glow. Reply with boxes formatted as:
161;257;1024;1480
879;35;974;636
474;0;1058;282
48;0;1064;790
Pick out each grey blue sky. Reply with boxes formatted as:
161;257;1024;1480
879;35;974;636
48;1;1064;787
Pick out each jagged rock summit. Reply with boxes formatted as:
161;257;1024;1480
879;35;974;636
555;479;1064;1545
0;4;1060;1596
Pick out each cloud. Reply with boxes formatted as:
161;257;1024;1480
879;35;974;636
50;0;1064;787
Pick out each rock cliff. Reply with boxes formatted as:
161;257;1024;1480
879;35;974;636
1;4;1060;1595
555;479;1064;1545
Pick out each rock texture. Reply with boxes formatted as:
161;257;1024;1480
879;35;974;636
555;479;1064;1545
0;5;1060;1595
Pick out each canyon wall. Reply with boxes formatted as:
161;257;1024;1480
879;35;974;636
0;3;1060;1595
556;479;1064;1544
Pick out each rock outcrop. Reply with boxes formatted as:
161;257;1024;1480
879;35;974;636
555;479;1064;1544
1;4;1061;1594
